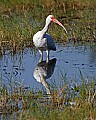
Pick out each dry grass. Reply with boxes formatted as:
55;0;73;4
0;76;96;119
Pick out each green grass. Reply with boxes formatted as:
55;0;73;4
0;0;96;51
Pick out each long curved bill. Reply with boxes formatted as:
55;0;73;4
52;18;68;35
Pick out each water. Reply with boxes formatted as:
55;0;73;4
0;43;96;92
0;43;96;119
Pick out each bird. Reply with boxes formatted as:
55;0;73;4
33;58;57;94
33;15;67;62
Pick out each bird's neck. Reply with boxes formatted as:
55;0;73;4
41;24;49;35
40;20;51;38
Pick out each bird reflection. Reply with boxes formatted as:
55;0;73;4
33;58;57;94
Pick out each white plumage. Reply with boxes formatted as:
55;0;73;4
33;58;57;94
33;15;67;62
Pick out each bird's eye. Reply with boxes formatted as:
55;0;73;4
51;16;54;21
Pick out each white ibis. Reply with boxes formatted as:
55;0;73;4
33;15;67;62
33;58;57;94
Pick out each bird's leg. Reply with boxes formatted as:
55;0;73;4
39;50;43;62
46;50;49;63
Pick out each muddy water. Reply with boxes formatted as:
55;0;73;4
0;43;96;92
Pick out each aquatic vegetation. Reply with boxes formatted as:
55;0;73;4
0;73;96;119
0;41;96;120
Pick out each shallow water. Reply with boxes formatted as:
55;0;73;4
0;43;96;92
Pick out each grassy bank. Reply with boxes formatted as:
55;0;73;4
0;0;96;51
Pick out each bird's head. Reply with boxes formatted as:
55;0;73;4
46;15;68;34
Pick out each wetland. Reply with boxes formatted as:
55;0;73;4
0;0;96;120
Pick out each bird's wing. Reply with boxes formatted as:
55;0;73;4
33;32;56;50
33;31;47;48
44;33;56;51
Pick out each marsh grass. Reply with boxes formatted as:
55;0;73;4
24;78;96;120
0;72;96;119
0;0;96;51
